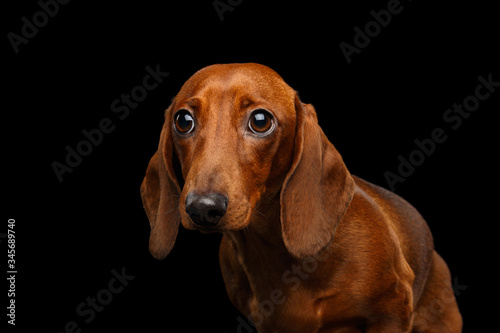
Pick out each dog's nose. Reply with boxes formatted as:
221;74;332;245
185;192;228;227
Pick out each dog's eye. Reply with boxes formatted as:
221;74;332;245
174;110;195;134
249;110;275;135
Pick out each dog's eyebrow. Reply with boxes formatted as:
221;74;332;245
174;97;202;110
185;97;202;108
239;93;271;110
240;97;257;109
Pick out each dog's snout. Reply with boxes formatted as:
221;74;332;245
185;192;228;227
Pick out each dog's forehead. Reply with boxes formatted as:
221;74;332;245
175;63;295;108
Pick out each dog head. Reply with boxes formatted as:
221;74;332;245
141;63;354;260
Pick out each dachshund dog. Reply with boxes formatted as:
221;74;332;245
140;63;462;332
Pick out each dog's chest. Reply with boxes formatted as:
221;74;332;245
230;255;325;331
225;251;368;332
246;287;321;332
221;234;359;332
245;288;367;332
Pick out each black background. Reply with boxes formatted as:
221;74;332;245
5;0;498;332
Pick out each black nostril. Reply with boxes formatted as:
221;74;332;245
185;192;228;227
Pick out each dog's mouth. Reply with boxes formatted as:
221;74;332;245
193;225;220;234
222;206;253;231
181;204;252;233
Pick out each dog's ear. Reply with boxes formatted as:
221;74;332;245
141;106;182;260
280;97;355;260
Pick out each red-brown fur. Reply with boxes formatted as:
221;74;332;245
141;63;462;332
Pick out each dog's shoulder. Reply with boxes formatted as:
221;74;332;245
348;175;434;301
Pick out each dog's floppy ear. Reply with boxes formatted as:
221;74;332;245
280;97;355;260
140;106;182;260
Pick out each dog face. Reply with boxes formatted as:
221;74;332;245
141;63;354;260
170;63;297;232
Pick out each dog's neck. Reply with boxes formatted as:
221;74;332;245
224;192;293;267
